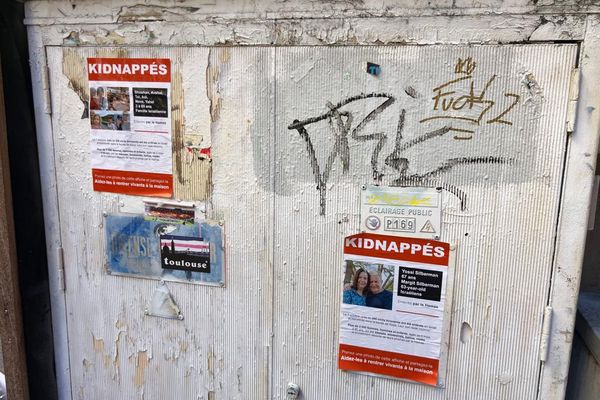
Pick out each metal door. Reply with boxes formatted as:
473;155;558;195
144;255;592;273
47;46;274;399
270;45;577;399
46;44;576;399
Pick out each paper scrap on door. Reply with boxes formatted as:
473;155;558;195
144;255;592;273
338;232;450;386
361;186;442;239
144;202;195;225
88;58;173;197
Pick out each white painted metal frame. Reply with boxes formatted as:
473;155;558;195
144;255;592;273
538;15;600;400
27;27;72;399
24;2;600;399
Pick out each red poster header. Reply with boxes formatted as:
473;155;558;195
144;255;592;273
344;233;450;266
88;58;171;82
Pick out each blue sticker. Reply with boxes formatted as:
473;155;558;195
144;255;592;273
367;62;381;76
105;214;224;286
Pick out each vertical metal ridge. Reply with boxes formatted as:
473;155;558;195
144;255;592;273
213;46;274;400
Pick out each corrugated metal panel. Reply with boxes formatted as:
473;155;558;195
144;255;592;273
51;43;575;399
271;45;576;399
49;46;273;399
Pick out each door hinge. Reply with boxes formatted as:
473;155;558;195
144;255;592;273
566;68;580;134
539;306;553;362
57;246;65;292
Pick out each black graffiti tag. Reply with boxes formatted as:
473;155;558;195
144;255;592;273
288;92;511;215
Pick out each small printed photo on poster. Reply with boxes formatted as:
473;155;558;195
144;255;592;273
89;86;130;111
91;110;129;131
342;261;394;310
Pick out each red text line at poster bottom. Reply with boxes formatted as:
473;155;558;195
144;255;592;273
92;168;172;197
338;343;439;386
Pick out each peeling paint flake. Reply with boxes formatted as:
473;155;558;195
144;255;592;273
112;329;125;383
62;49;88;118
172;55;213;200
115;319;127;330
207;348;214;377
83;358;93;370
92;335;105;353
133;350;150;388
206;50;224;123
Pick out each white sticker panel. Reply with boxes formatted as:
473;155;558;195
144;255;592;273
361;186;441;239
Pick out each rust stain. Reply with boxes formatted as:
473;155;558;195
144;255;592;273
133;350;150;388
103;354;112;368
208;391;216;400
92;335;105;353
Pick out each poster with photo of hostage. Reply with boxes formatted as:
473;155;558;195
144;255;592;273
87;58;172;197
338;233;450;386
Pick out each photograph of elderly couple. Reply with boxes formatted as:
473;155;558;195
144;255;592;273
343;261;395;310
